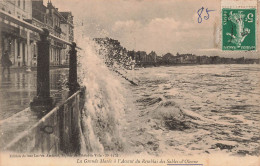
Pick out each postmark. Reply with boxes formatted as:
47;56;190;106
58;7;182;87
222;8;256;51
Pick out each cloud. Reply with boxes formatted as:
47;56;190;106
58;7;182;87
113;20;142;31
113;17;190;31
147;18;180;30
46;0;259;58
111;17;214;54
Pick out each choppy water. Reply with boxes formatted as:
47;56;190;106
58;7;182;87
77;37;259;157
121;65;260;156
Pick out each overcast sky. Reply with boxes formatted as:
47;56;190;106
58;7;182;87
44;0;259;58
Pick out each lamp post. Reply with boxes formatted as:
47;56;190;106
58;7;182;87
30;28;53;112
69;42;79;94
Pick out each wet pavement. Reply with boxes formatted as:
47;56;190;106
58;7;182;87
0;68;69;120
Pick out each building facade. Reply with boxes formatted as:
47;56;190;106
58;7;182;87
0;0;33;68
60;11;74;65
127;50;157;66
0;0;74;69
31;0;73;66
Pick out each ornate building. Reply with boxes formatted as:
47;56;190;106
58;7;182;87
0;0;74;68
30;0;72;66
60;11;74;65
0;0;33;68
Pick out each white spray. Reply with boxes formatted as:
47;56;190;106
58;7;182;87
76;29;126;154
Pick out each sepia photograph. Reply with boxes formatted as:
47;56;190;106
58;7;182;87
0;0;259;165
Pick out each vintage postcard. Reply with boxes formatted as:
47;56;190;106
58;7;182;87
0;0;259;166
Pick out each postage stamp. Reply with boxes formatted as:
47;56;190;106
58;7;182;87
222;8;256;51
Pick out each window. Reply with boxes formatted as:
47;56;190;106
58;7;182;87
18;0;20;7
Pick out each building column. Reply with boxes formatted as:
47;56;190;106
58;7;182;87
54;48;56;65
26;30;31;71
19;42;23;67
49;46;52;66
59;49;61;65
25;42;27;66
14;38;18;67
22;42;26;66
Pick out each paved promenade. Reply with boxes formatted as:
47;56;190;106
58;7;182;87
0;68;69;121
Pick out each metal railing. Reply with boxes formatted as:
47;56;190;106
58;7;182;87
1;10;87;154
3;87;86;154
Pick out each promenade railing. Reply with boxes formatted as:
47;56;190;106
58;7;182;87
1;10;85;154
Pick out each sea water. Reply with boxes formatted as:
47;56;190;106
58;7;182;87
121;65;260;156
76;34;259;157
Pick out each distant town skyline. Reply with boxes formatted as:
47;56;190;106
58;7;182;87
44;0;259;58
94;37;260;67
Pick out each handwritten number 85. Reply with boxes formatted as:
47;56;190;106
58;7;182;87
197;7;215;23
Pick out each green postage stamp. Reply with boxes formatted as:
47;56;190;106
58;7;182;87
222;8;256;51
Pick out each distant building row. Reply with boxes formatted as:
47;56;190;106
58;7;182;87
126;52;259;66
0;0;74;69
159;53;260;65
94;38;260;67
